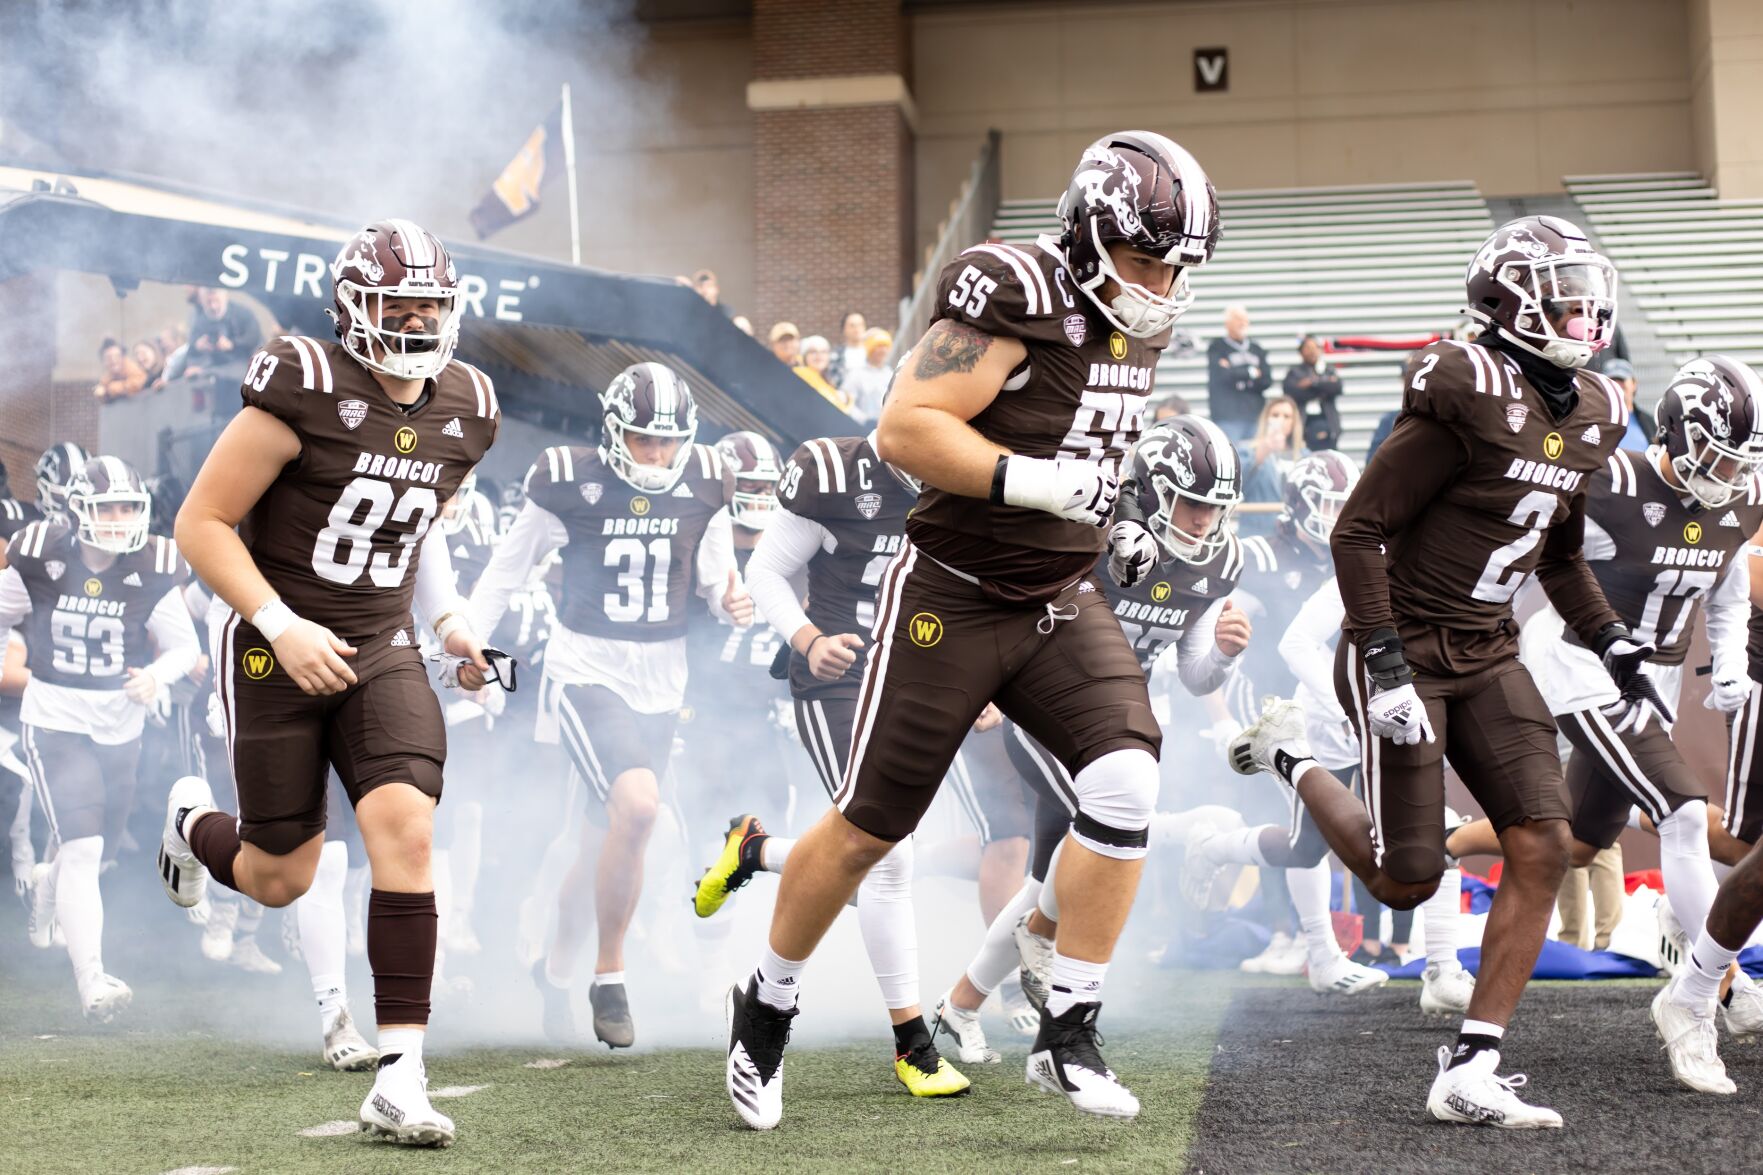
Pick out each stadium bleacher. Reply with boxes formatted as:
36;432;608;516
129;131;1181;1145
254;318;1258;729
989;181;1495;458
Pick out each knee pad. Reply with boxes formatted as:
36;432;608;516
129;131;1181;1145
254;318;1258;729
58;834;104;875
1070;749;1158;861
1659;800;1710;855
860;838;915;904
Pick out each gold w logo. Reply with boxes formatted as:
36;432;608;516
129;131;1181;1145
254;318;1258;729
243;648;275;680
909;612;944;647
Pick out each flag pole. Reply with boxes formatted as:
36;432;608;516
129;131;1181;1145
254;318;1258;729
560;82;582;266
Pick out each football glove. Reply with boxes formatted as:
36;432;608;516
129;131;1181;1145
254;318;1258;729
1106;519;1158;588
992;454;1118;527
1361;627;1436;746
1593;624;1673;733
430;647;519;692
1705;672;1750;714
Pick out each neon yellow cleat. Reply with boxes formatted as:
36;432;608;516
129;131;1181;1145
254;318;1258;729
694;815;767;918
895;1040;972;1098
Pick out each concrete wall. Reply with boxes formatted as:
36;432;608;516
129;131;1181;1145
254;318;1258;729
1691;0;1763;198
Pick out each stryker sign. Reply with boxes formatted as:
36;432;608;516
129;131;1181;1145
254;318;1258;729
215;244;538;322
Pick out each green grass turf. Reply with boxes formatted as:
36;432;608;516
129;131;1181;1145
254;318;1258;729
0;952;1237;1174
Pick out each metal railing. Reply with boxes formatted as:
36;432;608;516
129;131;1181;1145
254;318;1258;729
893;129;1002;360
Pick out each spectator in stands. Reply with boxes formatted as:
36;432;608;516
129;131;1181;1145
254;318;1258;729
768;321;801;366
843;327;894;423
689;268;735;320
93;337;146;401
157;322;188;360
131;339;166;389
1602;358;1650;449
1236;396;1301;537
828;311;867;389
794;334;854;415
733;315;755;337
1283;335;1343;451
1207;304;1272;441
1366;408;1397;465
184;287;262;380
1150;392;1190;424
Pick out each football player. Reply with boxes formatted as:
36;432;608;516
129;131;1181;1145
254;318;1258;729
467;361;747;1050
0;456;44;550
1;457;201;1019
1229;216;1648;1127
159;220;501;1147
724;131;1219;1128
706;427;975;1095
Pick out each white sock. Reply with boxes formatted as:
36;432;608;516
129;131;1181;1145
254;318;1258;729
755;944;806;1011
856;839;918;1010
964;878;1042;998
1422;867;1463;971
296;841;349;1027
1658;803;1719;939
593;970;626;987
1676;929;1741;1007
378;1026;423;1066
452;802;482;924
1038;841;1064;922
1218;826;1274;868
1046;952;1107;1017
1285;859;1338;969
344;862;371;947
235;899;264;938
761;836;796;873
56;835;105;995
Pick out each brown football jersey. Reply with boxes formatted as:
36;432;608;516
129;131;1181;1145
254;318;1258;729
1104;534;1243;672
775;435;917;698
1334;338;1627;652
5;522;189;690
523;444;733;642
1568;450;1763;666
238;335;499;645
0;498;41;546
906;239;1170;604
1748;595;1763;684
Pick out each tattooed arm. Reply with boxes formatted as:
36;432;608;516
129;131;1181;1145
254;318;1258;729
876;320;1028;498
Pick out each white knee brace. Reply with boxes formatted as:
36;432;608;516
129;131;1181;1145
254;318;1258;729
1069;748;1159;861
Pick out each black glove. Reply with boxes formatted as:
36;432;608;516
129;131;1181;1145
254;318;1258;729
1592;623;1672;733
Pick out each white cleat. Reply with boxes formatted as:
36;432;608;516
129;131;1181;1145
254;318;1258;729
445;921;482;957
932;990;1001;1064
27;861;55;949
1026;1002;1139;1119
1179;810;1247;912
1721;971;1763;1038
158;776;214;910
1227;696;1312;783
1308;952;1390;995
324;1005;380;1072
1656;896;1688;977
359;1055;455;1147
1652;981;1736;1094
1002;982;1040;1038
1426;1046;1563;1128
81;974;132;1023
1014;913;1055;1012
228;936;282;975
201;900;237;962
726;978;795;1131
1240;931;1305;975
1420;963;1476;1015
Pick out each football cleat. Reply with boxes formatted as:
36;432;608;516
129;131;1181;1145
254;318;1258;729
324;1005;380;1072
1420;963;1476;1016
1308;952;1390;995
1653;980;1736;1094
895;1037;971;1097
201;899;238;962
158;775;215;910
359;1055;455;1147
1026;1002;1139;1119
1227;696;1311;784
694;815;767;918
81;974;132;1023
1002;981;1040;1037
932;990;1001;1064
1240;931;1305;976
590;980;635;1049
1721;971;1763;1038
532;960;576;1044
1425;1046;1563;1128
229;936;282;975
1015;913;1055;1012
27;861;55;949
1657;896;1688;977
726;977;796;1131
1179;809;1247;912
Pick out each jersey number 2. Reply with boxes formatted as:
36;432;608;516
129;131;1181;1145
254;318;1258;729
1470;489;1557;604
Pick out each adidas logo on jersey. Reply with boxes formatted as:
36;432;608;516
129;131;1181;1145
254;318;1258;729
672;483;693;498
390;630;410;648
1580;424;1601;445
123;572;142;587
443;417;464;438
1722;510;1742;527
1078;581;1096;593
1192;577;1209;593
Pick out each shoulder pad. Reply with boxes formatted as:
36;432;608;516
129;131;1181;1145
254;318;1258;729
149;535;191;582
1402;340;1522;422
450;360;501;421
6;520;49;563
1577;368;1630;434
778;436;863;516
934;243;1073;346
1240;534;1278;576
1602;449;1644;498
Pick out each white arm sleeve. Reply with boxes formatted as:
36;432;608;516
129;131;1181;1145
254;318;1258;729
746;508;828;639
181;579;211;620
468;499;566;639
1706;555;1752;681
1174;597;1238;697
0;567;27;631
413;523;469;633
1278;578;1349;721
1582;515;1617;562
698;509;741;622
144;586;201;685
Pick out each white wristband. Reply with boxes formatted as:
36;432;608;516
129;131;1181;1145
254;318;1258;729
252;598;298;643
434;612;471;644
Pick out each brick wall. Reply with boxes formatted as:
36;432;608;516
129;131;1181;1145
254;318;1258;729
753;0;904;81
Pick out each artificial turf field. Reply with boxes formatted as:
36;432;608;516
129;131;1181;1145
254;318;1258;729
7;881;1763;1173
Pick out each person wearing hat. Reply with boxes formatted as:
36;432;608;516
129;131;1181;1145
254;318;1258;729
793;334;854;415
768;321;801;366
842;327;895;423
1602;357;1650;449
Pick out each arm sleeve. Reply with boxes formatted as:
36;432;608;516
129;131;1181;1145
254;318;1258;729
181;580;211;620
697;509;740;621
1278;579;1349;721
413;524;470;634
0;567;28;631
1330;413;1469;640
1581;515;1617;562
745;508;827;639
1706;555;1752;680
1173;597;1239;696
143;587;201;685
1533;492;1621;646
468;499;566;639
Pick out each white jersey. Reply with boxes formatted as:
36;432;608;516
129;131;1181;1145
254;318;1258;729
1276;578;1360;771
